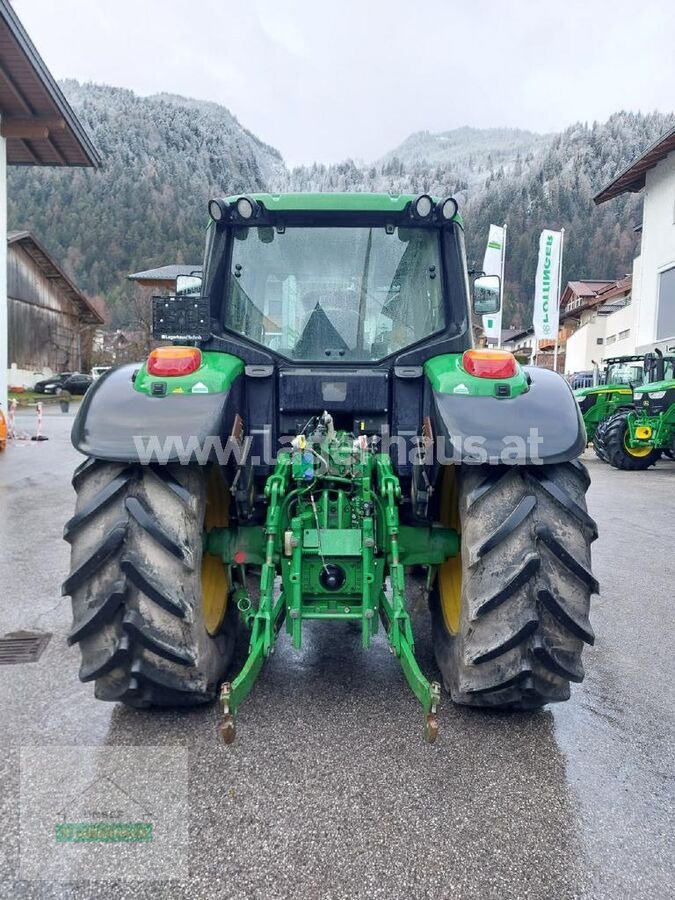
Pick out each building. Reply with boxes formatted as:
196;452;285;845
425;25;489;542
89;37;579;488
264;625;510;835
6;231;102;388
0;0;100;410
561;278;633;374
594;124;675;356
502;327;536;361
96;328;150;364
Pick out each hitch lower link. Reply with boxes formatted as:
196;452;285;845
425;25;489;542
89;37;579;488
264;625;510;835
211;451;456;745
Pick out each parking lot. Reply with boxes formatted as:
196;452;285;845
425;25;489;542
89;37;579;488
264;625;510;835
1;406;674;899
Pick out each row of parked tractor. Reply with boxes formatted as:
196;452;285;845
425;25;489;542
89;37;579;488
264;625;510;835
573;351;675;470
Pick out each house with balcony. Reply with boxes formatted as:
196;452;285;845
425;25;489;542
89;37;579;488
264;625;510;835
562;277;634;374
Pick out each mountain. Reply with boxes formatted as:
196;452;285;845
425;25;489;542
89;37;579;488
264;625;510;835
379;126;552;187
7;81;674;330
7;81;284;324
279;112;675;327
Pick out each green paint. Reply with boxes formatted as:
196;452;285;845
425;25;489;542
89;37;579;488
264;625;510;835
219;192;463;226
633;377;675;396
623;376;675;452
424;353;529;399
212;430;456;737
55;823;152;843
133;349;243;396
541;233;554;334
574;385;634;441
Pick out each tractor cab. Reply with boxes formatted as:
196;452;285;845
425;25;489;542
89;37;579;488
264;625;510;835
602;356;645;387
574;355;644;440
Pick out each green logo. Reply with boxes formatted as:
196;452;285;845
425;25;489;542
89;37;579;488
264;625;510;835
55;822;153;843
541;234;554;335
55;775;154;844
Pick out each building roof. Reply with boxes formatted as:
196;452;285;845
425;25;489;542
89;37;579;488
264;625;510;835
561;277;631;320
128;264;202;288
566;280;615;299
0;0;100;166
594;276;632;317
503;327;534;342
595;275;632;303
8;230;103;325
594;124;675;204
561;280;614;318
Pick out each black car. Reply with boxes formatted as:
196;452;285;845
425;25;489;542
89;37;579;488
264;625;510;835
34;372;72;394
59;374;94;395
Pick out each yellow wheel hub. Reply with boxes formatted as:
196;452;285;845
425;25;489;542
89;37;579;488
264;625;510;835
624;433;653;458
437;466;462;635
202;466;230;636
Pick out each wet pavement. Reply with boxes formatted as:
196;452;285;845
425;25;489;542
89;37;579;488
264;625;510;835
0;408;673;899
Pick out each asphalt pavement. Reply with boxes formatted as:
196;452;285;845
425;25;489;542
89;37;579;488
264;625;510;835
0;407;673;899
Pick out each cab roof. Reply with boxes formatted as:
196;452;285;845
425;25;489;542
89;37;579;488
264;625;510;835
221;192;463;225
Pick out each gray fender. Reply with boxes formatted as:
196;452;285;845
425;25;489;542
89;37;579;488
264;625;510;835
72;364;240;463
430;366;587;465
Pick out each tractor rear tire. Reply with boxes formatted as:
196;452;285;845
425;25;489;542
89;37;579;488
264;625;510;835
63;459;237;707
600;410;661;470
430;461;598;709
591;422;610;463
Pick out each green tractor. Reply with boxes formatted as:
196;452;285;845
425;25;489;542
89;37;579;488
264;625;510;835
574;356;644;454
594;351;675;469
63;193;598;742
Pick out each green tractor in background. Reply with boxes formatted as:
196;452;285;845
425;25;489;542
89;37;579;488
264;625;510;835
594;351;675;470
63;193;598;742
574;356;644;457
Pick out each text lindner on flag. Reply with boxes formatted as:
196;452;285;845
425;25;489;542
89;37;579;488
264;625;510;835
533;229;563;342
481;224;505;342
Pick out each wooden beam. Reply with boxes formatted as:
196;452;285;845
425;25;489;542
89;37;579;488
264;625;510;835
45;135;66;165
18;138;41;164
0;61;33;115
1;117;66;139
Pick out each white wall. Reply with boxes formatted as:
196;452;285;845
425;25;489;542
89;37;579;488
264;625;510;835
0;132;6;417
601;303;637;360
564;302;637;373
8;363;55;390
565;316;604;373
635;151;675;350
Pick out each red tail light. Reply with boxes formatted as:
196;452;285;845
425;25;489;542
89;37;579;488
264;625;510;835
148;347;202;377
462;349;517;379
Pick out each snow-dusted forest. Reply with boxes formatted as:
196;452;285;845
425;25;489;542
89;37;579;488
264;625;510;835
7;81;673;328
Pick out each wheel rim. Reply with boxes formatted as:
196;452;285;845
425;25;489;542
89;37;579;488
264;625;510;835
437;466;462;635
202;466;230;636
623;433;653;458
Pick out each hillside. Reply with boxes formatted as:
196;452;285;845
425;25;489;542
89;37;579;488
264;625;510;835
379;126;552;187
7;81;284;324
280;112;675;327
7;81;674;330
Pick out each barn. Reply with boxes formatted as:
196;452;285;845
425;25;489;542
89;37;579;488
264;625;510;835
7;231;102;388
0;0;99;409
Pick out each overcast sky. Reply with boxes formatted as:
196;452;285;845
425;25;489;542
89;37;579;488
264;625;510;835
13;0;675;166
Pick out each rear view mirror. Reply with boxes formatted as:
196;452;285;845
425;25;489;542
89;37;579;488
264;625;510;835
473;274;501;315
175;273;203;296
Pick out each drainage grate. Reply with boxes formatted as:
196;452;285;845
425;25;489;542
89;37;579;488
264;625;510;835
0;631;51;665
